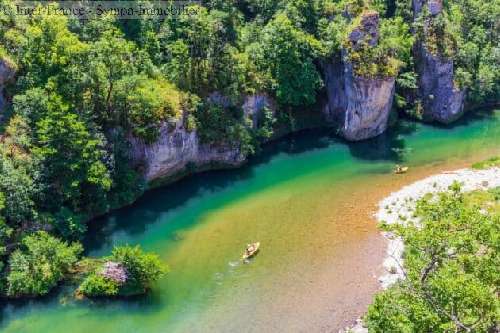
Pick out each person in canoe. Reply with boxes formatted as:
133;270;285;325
394;164;409;174
242;242;260;261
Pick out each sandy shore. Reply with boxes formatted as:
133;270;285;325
347;167;500;332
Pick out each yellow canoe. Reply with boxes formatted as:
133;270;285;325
241;242;260;261
394;166;409;174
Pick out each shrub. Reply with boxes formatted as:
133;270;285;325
78;245;167;297
6;231;82;297
78;273;119;297
111;245;166;293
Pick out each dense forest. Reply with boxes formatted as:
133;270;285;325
0;0;498;317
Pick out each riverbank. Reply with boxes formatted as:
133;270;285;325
347;165;500;332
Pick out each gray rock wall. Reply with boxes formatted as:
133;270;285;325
414;43;465;123
324;60;395;141
323;11;395;141
128;117;245;182
412;0;466;123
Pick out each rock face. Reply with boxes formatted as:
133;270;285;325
324;61;395;141
412;0;466;123
129;117;244;182
323;11;395;141
348;10;380;50
0;58;15;114
129;94;273;183
414;44;465;123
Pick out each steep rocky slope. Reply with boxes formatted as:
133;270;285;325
323;11;395;141
412;0;466;123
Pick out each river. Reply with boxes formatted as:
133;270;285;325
1;110;499;332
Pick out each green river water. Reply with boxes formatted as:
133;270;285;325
1;111;499;333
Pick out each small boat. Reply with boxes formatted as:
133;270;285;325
241;242;260;261
394;165;409;174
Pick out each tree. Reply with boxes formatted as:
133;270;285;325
252;13;322;106
112;75;182;143
6;231;82;297
366;185;499;332
33;93;111;216
78;245;166;297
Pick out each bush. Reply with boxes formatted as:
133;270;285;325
78;273;119;297
78;245;166;297
6;231;82;297
111;245;166;294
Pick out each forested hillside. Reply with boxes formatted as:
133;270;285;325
0;0;498;299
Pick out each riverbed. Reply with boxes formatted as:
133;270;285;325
1;110;499;332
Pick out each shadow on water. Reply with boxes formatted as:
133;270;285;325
83;127;335;250
346;120;418;163
1;283;168;324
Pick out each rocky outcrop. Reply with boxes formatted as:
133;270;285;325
323;11;395;141
129;116;245;182
129;94;273;183
324;61;395;141
412;0;466;123
0;58;15;115
414;44;465;123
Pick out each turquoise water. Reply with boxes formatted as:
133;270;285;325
1;110;499;332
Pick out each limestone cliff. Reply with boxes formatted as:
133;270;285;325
412;0;466;123
323;11;395;141
129;94;274;183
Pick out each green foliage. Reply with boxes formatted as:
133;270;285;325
110;245;166;294
78;272;119;297
346;14;414;78
32;93;112;214
252;13;322;106
6;231;82;297
415;0;500;103
112;75;181;143
78;245;166;297
366;185;500;332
